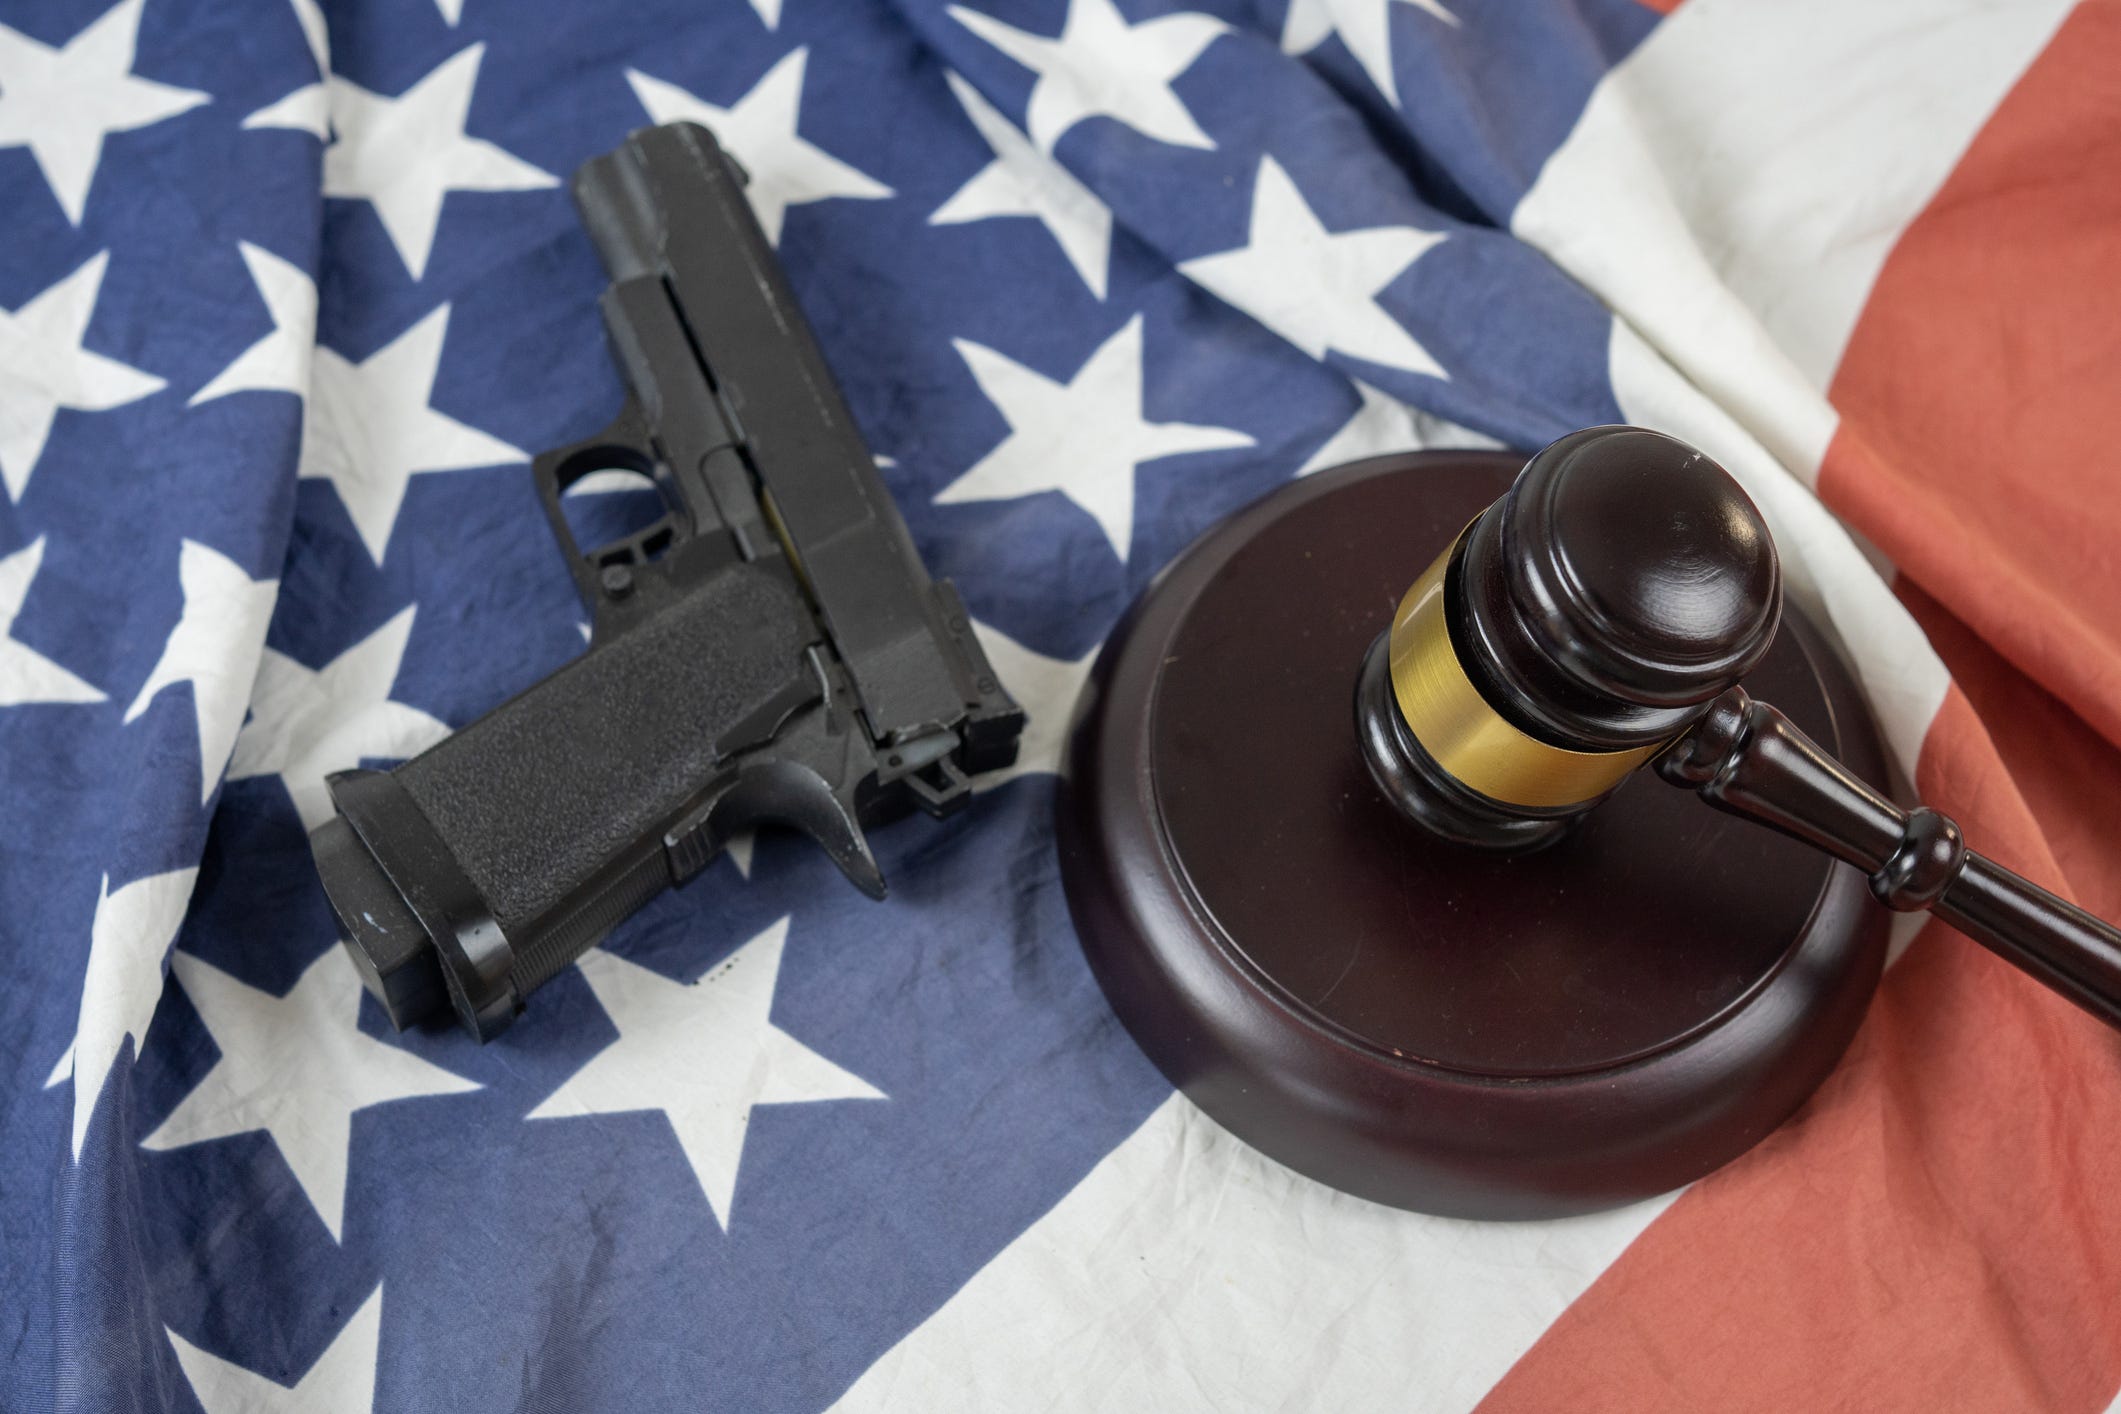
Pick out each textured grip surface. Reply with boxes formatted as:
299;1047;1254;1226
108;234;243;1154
397;561;811;934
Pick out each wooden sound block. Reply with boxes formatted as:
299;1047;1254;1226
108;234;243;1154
1056;452;1890;1220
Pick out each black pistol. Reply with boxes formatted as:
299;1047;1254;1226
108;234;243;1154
309;123;1024;1041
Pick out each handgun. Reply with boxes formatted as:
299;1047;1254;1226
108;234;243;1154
308;122;1024;1042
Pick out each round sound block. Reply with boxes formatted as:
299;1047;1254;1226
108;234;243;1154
1056;453;1890;1219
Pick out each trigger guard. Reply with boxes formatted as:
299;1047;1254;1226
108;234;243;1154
533;396;670;610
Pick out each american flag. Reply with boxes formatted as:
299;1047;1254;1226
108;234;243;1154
5;0;2117;1408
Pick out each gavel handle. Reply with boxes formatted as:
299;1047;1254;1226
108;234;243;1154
1658;687;2121;1032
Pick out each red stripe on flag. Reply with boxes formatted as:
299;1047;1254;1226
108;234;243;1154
1898;582;2121;922
1476;10;2121;1404
1474;687;2121;1414
1817;0;2121;752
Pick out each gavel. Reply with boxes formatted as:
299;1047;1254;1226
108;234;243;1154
1354;426;2121;1031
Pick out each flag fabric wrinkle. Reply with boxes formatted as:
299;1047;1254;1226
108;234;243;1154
1;0;2115;1410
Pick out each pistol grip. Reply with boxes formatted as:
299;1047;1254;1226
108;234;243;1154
311;561;852;1040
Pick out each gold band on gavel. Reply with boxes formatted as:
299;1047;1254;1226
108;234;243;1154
1386;533;1663;809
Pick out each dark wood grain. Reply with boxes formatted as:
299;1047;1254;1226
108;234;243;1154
1056;452;1889;1219
1458;425;1782;749
1663;686;2121;1031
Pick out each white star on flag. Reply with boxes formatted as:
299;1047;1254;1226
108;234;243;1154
300;303;525;563
144;948;478;1241
169;1283;382;1414
1180;155;1447;381
529;918;884;1229
1297;377;1500;476
241;0;329;137
0;0;209;224
123;541;279;804
1281;0;1458;107
323;43;558;279
226;606;451;832
0;251;165;501
626;49;892;247
949;0;1226;155
0;537;106;707
938;314;1253;561
971;621;1094;787
45;868;200;1160
932;71;1115;299
189;243;316;406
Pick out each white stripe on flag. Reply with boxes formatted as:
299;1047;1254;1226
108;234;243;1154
1516;0;2073;483
831;1094;1668;1414
1608;323;1948;782
1512;0;2052;780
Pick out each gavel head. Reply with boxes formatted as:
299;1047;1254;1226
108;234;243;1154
1356;426;1782;850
